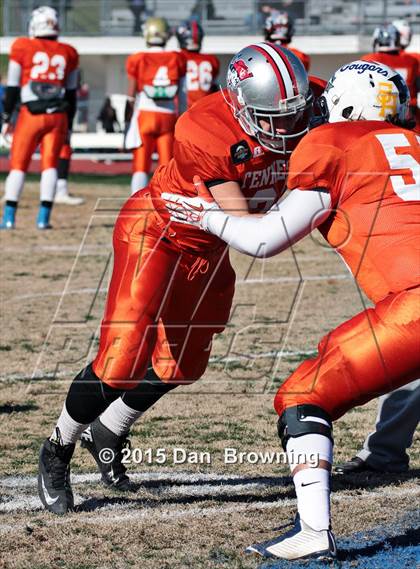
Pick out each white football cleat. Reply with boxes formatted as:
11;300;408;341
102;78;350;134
246;515;337;561
54;194;85;206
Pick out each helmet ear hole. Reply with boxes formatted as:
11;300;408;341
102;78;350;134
342;106;353;119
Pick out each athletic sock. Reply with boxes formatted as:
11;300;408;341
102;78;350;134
99;368;177;435
51;404;88;445
287;434;333;531
131;171;149;194
99;398;143;436
4;169;25;202
56;178;68;197
40;168;58;202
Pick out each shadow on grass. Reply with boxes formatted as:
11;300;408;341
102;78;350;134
338;526;420;561
0;403;38;414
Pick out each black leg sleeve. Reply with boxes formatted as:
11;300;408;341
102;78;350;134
122;367;177;413
65;363;124;424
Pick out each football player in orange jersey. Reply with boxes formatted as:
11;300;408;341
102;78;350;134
164;61;419;560
125;17;187;195
176;19;220;108
392;19;420;127
264;11;310;71
0;6;79;229
362;24;418;123
37;43;316;512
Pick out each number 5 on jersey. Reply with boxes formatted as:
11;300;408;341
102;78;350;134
376;133;420;201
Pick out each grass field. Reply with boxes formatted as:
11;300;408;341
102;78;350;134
0;178;419;569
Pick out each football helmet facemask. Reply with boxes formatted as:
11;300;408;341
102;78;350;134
320;60;409;124
29;6;59;38
176;20;204;52
226;42;312;154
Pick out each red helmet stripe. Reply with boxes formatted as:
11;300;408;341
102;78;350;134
269;43;298;95
251;43;287;99
191;20;199;45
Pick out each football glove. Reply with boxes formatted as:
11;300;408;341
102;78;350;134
162;175;220;231
0;121;13;149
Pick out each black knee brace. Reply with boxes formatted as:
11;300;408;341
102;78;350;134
277;405;333;451
65;363;124;424
122;366;177;412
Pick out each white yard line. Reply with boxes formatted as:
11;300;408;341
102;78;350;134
0;349;317;383
4;274;350;304
0;474;417;532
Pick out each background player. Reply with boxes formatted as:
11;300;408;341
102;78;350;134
37;44;314;509
264;11;310;71
176;19;220;108
362;24;418;123
164;62;419;560
125;17;187;194
0;6;79;229
53;141;85;205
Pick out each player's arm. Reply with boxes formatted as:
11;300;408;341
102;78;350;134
1;60;22;131
64;66;79;131
163;182;331;257
207;180;250;216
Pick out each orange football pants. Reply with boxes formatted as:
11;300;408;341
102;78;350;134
10;105;68;171
132;110;176;173
59;142;72;160
92;190;235;390
275;286;420;421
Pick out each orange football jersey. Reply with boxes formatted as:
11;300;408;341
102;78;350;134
9;37;78;88
126;50;186;94
150;90;288;252
362;51;419;106
308;75;327;99
181;49;220;107
287;121;420;303
288;46;310;71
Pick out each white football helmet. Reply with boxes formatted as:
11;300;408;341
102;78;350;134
392;19;412;49
321;60;409;124
29;6;59;38
226;42;312;154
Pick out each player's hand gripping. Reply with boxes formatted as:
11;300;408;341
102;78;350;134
0;120;14;149
162;176;220;231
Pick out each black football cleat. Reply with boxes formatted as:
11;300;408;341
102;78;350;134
335;456;376;474
80;419;133;491
38;434;75;515
335;455;408;474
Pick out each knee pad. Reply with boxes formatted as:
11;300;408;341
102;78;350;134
277;405;333;451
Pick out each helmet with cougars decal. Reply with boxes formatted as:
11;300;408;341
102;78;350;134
320;60;409;124
226;42;312;154
176;20;204;52
29;6;59;38
264;11;294;45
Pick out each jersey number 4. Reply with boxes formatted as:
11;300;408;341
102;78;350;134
30;51;67;81
376;133;420;201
